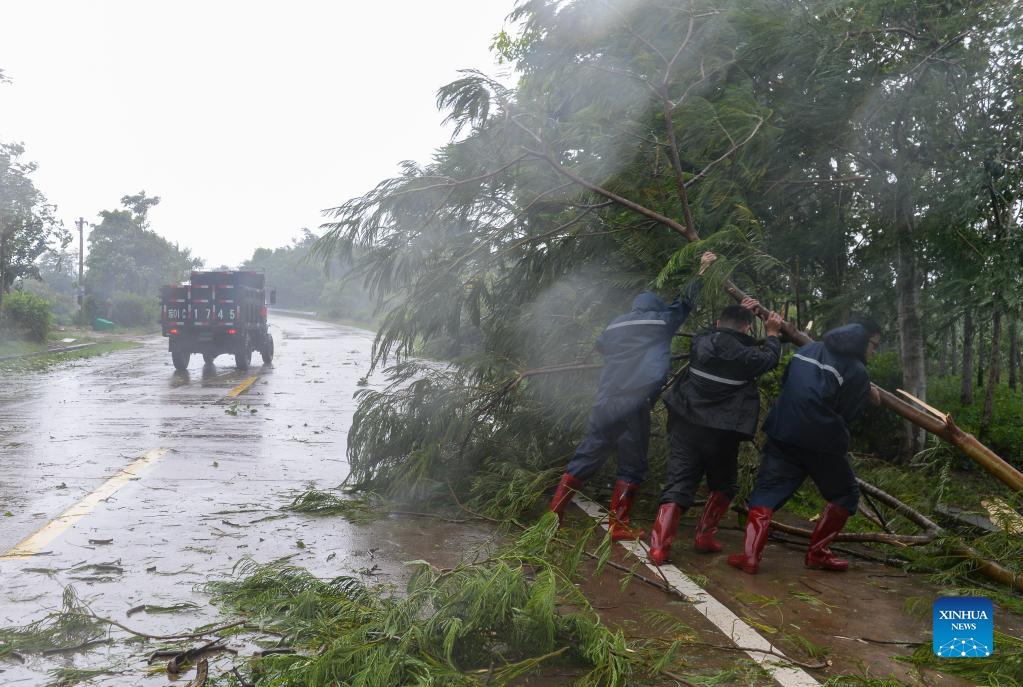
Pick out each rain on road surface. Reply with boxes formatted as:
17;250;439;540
0;314;492;685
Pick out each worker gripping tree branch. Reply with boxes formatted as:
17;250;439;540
549;251;717;540
648;299;783;565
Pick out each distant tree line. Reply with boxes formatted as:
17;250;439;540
242;229;377;325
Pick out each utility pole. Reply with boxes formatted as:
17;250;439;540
76;217;85;324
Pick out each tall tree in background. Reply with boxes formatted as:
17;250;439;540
85;194;200;304
120;190;161;231
0;143;69;312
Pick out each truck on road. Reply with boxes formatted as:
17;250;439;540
161;270;276;371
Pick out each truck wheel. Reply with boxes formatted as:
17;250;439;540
235;334;251;371
260;334;274;364
172;350;191;371
203;354;217;365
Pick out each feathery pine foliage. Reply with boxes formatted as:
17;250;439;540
205;515;653;686
0;587;105;658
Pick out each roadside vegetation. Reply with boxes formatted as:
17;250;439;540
0;340;139;373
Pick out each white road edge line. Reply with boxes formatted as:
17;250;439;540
573;496;820;687
0;448;169;560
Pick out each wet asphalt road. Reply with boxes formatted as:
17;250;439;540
0;315;491;685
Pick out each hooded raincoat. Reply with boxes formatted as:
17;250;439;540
593;283;702;401
565;281;702;484
749;323;875;513
762;324;872;457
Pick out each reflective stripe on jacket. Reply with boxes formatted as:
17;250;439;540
594;281;702;399
762;324;872;457
663;327;780;438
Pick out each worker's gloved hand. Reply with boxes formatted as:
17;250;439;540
765;311;783;337
698;251;717;275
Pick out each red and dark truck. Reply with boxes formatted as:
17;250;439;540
161;270;276;371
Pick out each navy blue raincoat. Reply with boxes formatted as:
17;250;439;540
762;324;873;457
593;282;702;400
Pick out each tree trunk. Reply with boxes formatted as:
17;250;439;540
793;257;802;331
981;310;1002;438
0;225;7;313
939;328;949;377
961;313;974;405
950;320;959;375
1011;321;1020;392
977;319;986;389
896;225;926;460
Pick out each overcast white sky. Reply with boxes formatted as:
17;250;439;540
0;1;514;267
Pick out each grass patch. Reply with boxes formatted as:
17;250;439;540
0;341;139;373
0;339;48;357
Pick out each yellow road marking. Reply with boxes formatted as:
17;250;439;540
226;375;259;399
1;448;169;560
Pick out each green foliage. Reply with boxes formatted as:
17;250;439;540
0;587;104;657
84;193;200;309
109;290;158;327
931;377;1023;466
0;289;53;342
206;519;643;686
242;229;378;324
0;341;139;373
0;142;69;307
46;667;116;687
282;490;379;523
851;349;906;459
900;630;1023;685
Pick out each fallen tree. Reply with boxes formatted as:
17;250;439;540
315;0;1023;594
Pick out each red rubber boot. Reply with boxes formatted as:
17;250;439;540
549;472;583;525
804;503;851;571
648;502;682;565
609;479;645;541
726;506;773;574
693;491;731;553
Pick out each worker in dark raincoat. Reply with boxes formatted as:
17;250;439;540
728;317;882;574
549;251;717;540
647;300;783;565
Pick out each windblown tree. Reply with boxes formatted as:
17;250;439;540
315;0;780;500
314;0;1023;590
